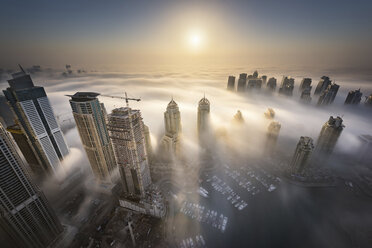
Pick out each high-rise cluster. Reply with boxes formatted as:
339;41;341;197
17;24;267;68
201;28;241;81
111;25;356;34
231;71;267;92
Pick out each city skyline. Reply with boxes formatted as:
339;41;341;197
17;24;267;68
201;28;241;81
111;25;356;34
0;1;372;247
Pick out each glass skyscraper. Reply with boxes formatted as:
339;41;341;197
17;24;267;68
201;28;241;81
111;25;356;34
3;68;69;178
0;123;63;247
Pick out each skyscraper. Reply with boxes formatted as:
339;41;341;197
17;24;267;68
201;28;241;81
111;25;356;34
0;123;63;248
6;123;43;178
161;99;182;156
316;116;344;156
68;92;117;184
197;96;210;140
107;107;151;197
237;73;247;92
317;83;339;105
3;67;69;177
314;76;332;95
299;78;312;92
246;71;263;91
261;75;267;86
227;76;235;91
278;76;294;96
290;136;314;175
266;77;277;91
300;87;312;102
265;121;281;155
344;89;363;104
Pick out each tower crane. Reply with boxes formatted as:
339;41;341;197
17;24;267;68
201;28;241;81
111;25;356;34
100;92;140;107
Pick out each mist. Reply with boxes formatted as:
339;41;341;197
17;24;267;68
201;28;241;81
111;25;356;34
2;66;372;247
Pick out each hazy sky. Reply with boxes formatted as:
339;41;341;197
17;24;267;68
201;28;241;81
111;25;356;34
1;0;372;69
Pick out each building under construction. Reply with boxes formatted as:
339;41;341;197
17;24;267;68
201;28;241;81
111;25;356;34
107;107;151;198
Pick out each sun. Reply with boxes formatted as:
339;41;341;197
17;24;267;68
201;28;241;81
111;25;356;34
190;34;201;46
187;30;204;50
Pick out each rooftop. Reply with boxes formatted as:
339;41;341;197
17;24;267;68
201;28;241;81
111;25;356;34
67;92;100;102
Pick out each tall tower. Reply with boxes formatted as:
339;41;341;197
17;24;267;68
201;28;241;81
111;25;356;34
161;99;182;155
237;73;247;92
68;92;117;184
314;76;332;95
227;76;235;91
290;136;314;175
197;96;210;140
164;99;182;136
317;83;340;105
107;107;151;198
344;89;363;104
316;116;344;156
265;121;281;155
0;124;63;248
266;77;277;91
3;67;69;177
299;78;312;92
278;76;294;96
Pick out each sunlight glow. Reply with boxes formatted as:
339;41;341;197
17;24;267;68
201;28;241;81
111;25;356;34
187;30;204;50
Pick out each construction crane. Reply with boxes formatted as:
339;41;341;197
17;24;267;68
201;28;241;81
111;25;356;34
100;92;140;107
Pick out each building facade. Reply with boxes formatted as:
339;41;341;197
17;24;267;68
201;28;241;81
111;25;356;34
278;76;294;96
314;76;332;95
0;124;63;248
290;136;314;175
265;121;281;155
299;78;312;92
161;99;182;156
237;73;247;92
3;68;69;177
107;107;151;198
197;96;210;141
316;116;344;156
317;83;340;105
68;92;117;184
266;77;277;91
227;76;235;91
345;89;363;104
